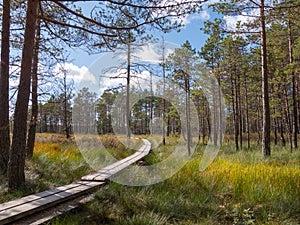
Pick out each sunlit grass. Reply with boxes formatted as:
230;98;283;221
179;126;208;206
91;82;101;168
1;134;299;224
32;140;90;186
52;137;300;225
0;133;141;203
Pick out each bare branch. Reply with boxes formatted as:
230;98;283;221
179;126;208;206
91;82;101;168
39;16;117;37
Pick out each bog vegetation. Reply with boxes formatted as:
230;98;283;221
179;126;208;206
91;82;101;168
1;134;298;224
0;0;300;224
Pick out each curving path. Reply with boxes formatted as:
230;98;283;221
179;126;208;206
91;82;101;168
0;139;151;225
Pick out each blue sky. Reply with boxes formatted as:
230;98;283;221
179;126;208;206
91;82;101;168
52;1;249;94
68;2;219;68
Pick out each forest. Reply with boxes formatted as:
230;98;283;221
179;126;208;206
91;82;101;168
0;0;299;224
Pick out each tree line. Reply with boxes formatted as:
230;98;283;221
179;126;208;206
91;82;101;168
200;0;300;154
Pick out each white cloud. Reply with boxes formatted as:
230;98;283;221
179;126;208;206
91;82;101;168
223;9;259;31
155;0;211;26
135;44;162;64
142;43;175;63
203;0;221;7
199;10;211;20
100;68;161;94
53;63;97;84
115;42;175;65
71;42;175;96
181;10;211;25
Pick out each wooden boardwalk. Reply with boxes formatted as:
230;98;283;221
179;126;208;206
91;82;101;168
0;139;151;225
82;139;151;181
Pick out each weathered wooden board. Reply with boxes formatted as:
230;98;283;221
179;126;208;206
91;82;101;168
0;181;103;225
81;139;151;181
0;182;82;213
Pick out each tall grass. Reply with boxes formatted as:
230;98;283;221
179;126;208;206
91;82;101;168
1;134;299;224
0;133;140;203
31;140;91;186
52;138;300;225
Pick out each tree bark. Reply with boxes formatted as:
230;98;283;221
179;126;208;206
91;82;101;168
288;21;298;149
162;39;166;145
231;72;239;151
0;0;11;174
206;111;211;142
244;74;250;149
150;72;153;134
212;78;218;146
63;70;71;139
273;116;278;145
8;0;38;190
201;96;206;145
217;76;223;146
237;72;243;149
185;74;191;155
126;37;131;143
260;0;271;157
26;17;40;158
279;117;286;147
256;98;261;145
283;85;293;151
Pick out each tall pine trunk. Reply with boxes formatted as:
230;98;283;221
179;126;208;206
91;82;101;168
26;17;40;158
260;0;271;157
126;38;131;143
279;117;286;147
273;117;278;145
283;86;293;151
231;72;239;151
288;21;298;149
162;39;166;145
185;74;191;155
0;0;11;174
244;74;250;149
217;76;223;146
63;70;71;139
8;0;38;190
237;72;243;149
212;78;218;146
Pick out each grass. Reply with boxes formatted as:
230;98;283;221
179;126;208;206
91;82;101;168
0;133;140;203
0;134;91;203
51;137;300;225
1;134;299;224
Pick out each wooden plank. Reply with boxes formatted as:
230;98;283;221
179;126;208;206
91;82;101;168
81;172;112;181
82;152;143;181
0;182;83;213
0;181;93;213
0;182;103;225
12;194;95;225
81;139;151;181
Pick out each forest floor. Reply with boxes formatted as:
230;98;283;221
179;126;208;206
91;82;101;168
0;134;299;224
